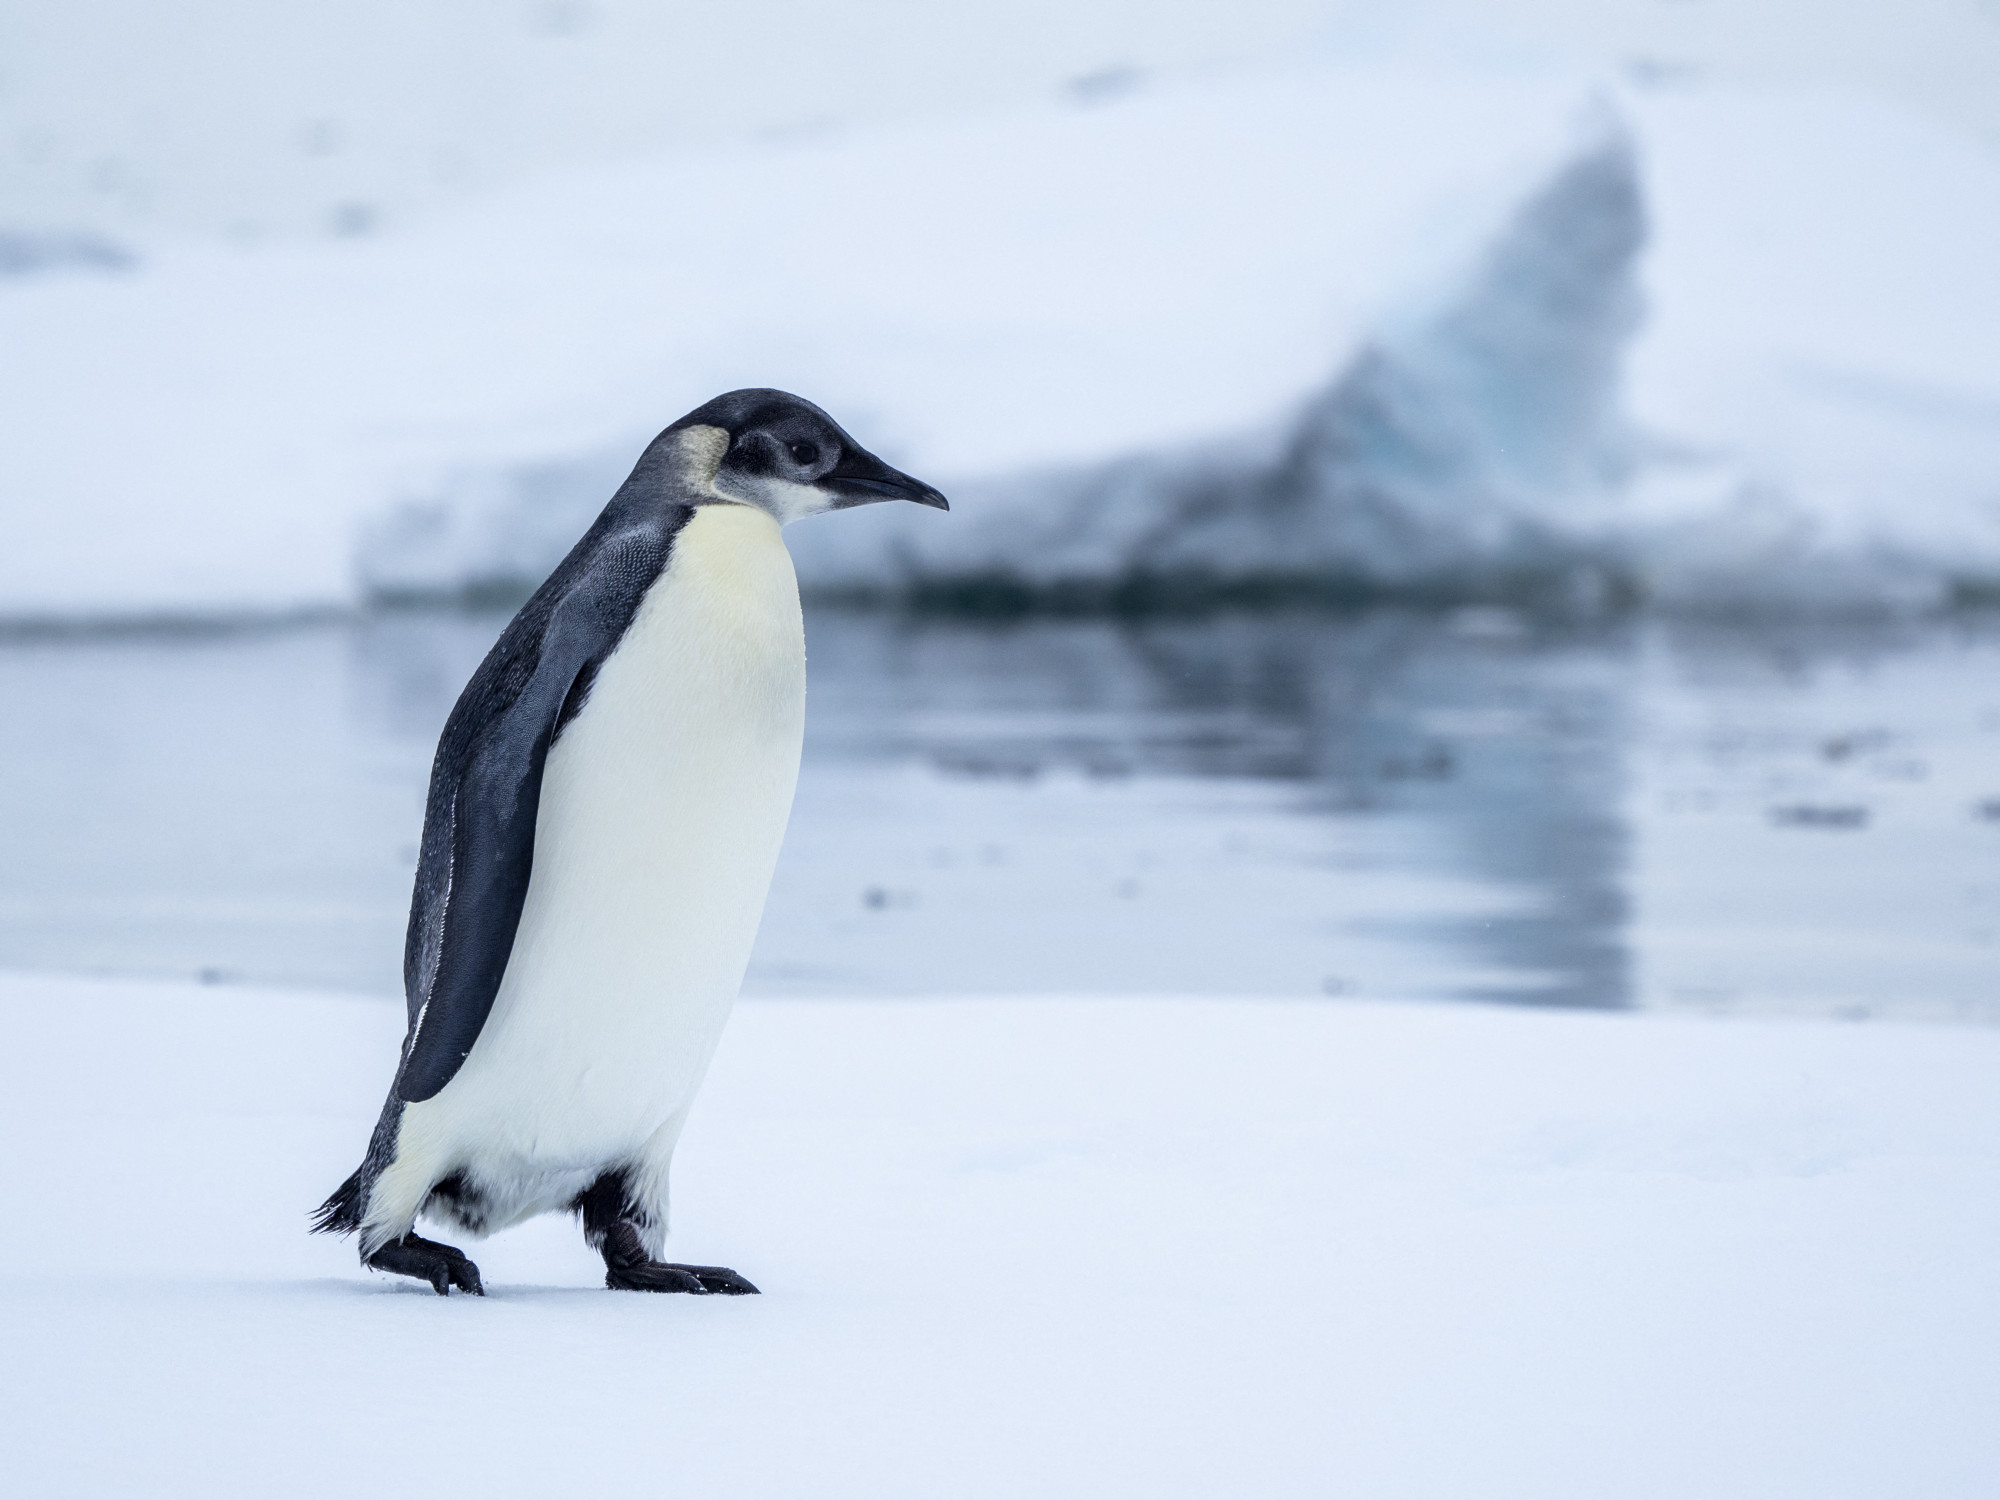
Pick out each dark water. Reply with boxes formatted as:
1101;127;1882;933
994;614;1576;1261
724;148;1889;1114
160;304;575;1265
1;607;1994;1019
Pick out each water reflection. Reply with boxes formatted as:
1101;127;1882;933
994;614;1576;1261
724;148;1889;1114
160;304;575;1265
791;612;1635;1007
0;607;1992;1018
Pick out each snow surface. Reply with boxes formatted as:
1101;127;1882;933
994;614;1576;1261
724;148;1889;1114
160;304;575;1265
5;59;2000;619
3;969;1996;1497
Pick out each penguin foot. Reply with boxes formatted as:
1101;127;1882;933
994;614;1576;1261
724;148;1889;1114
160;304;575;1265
366;1234;485;1296
600;1219;758;1295
605;1261;760;1295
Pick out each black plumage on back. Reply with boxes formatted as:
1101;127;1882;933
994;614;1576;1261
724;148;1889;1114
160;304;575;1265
398;517;683;1101
314;433;696;1230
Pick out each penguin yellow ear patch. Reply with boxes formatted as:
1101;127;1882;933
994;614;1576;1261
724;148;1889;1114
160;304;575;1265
672;424;732;488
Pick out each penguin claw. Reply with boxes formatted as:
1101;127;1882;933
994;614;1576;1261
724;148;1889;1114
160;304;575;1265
678;1264;760;1296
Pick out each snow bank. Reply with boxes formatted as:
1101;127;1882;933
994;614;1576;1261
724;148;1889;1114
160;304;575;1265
4;63;1999;619
2;971;1995;1497
1618;88;2000;609
0;63;1588;617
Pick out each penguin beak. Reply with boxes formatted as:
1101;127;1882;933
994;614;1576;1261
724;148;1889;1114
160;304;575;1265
822;448;950;511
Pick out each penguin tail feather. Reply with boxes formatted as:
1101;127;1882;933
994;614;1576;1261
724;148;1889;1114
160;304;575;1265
311;1170;365;1237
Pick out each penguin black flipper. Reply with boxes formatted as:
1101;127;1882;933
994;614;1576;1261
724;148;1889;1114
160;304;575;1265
395;502;692;1104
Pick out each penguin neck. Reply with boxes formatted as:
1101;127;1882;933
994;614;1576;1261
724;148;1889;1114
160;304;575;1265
642;502;804;736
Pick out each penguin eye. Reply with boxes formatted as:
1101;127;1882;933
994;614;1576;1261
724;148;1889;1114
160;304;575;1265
787;441;820;467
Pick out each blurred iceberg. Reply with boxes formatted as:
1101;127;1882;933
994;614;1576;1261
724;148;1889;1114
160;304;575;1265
798;126;1647;611
2;62;1998;620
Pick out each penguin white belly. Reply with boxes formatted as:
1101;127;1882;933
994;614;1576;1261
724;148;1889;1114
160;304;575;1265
385;504;804;1238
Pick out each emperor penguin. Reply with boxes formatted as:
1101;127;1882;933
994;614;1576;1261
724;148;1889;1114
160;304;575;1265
314;389;947;1295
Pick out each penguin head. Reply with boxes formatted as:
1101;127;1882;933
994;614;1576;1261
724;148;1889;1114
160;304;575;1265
665;388;949;524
